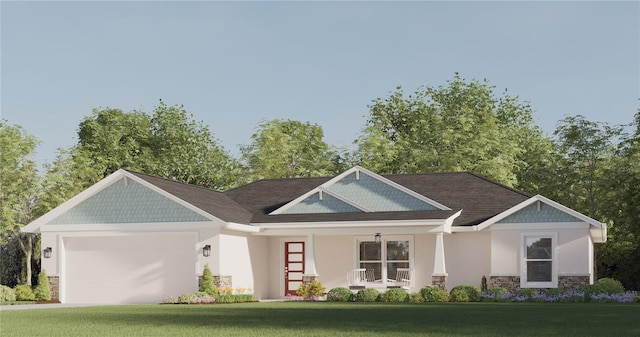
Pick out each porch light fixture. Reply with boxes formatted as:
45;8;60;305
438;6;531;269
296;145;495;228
43;247;52;259
202;245;211;257
375;233;381;244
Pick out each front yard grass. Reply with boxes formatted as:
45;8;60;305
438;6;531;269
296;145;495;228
2;301;639;337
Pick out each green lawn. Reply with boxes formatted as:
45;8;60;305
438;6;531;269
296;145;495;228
2;302;639;337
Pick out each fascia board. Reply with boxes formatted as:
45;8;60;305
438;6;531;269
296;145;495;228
38;221;217;232
254;218;447;229
254;224;446;236
225;222;262;233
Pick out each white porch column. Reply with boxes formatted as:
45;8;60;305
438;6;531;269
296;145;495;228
433;232;447;276
304;233;318;276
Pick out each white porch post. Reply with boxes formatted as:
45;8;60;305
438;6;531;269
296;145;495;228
304;233;318;277
433;232;447;275
432;232;448;290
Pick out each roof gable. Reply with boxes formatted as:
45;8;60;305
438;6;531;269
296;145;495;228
496;201;581;224
271;166;450;215
47;176;209;225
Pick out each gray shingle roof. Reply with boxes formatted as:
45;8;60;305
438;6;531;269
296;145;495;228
130;170;530;227
224;172;530;226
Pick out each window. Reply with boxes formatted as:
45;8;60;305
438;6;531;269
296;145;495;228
358;237;411;284
521;234;557;288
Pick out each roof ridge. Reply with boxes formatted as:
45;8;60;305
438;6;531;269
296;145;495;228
125;169;226;194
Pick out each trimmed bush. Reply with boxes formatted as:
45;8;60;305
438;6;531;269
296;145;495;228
326;287;353;302
516;288;539;297
0;285;16;302
33;270;52;301
199;264;216;296
354;288;380;302
581;278;625;295
420;285;449;302
408;292;423;303
449;285;481;302
296;280;326;300
449;288;469;302
14;284;35;301
380;288;409;302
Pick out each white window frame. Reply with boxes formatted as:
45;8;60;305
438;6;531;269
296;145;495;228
521;232;558;288
354;235;414;285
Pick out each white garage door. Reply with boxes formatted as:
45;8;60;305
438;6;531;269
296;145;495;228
64;234;197;304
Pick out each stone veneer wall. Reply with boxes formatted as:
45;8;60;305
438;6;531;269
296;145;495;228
198;275;233;290
302;275;319;283
489;275;590;293
431;276;447;291
48;276;60;302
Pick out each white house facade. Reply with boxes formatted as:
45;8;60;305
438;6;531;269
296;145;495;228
23;166;606;304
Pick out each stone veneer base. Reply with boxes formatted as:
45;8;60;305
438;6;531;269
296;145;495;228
431;275;448;291
489;275;590;293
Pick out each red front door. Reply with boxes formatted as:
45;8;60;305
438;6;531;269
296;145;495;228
284;241;305;296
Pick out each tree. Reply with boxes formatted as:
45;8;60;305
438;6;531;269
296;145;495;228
70;100;242;190
241;119;337;180
551;115;621;217
354;73;551;187
596;110;640;289
0;121;40;286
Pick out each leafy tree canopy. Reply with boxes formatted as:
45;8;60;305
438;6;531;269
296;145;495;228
354;73;550;187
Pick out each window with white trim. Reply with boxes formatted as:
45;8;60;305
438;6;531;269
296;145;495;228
357;237;411;284
521;234;557;288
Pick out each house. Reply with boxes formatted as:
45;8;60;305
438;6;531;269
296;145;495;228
22;166;606;304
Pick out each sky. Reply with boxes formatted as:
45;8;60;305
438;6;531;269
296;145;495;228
2;1;639;169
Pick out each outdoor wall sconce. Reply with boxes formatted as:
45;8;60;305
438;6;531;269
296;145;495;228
375;233;381;244
202;245;211;257
43;247;52;259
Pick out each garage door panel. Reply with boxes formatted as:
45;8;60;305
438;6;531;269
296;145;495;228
64;234;197;304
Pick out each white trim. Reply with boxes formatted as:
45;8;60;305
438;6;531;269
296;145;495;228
225;222;262;233
38;221;218;232
318;187;373;212
270;166;451;215
257;226;446;237
490;222;589;231
520;232;558;288
256;218;446;229
22;170;228;233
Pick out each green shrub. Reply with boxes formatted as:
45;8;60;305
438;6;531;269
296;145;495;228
14;284;35;301
326;287;353;302
516;288;539;297
380;288;409;302
408;292;423;303
354;288;380;302
449;288;469;302
199;264;216;296
296;280;326;300
215;294;256;303
545;288;566;297
420;285;449;302
0;285;16;302
450;285;481;302
33;270;52;301
583;278;625;294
